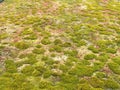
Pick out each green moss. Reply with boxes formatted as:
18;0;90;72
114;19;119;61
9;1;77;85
21;65;35;76
62;42;72;47
84;53;96;60
64;50;78;56
49;45;62;52
95;72;107;79
0;33;9;39
24;33;37;40
112;56;120;65
96;54;109;62
106;48;117;54
21;28;33;35
36;44;42;48
77;83;92;90
41;38;51;45
5;60;17;73
108;62;120;75
15;41;30;50
105;79;120;89
39;80;51;89
61;74;79;83
88;45;99;53
54;39;62;45
32;48;45;54
89;77;105;88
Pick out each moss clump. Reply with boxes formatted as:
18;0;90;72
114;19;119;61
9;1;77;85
35;44;42;48
49;45;62;52
88;45;99;53
53;39;62;45
64;50;78;56
62;42;72;47
39;80;51;89
32;48;45;54
0;33;9;39
105;79;120;89
61;74;79;83
24;33;37;40
89;77;105;88
95;72;107;79
77;83;92;90
21;65;35;76
5;60;17;73
108;62;120;75
84;53;96;60
15;41;30;50
96;54;109;62
106;48;117;54
112;56;120;65
41;38;51;45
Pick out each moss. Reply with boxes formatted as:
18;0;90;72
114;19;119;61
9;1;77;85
105;79;120;89
35;44;42;48
21;65;35;76
89;77;105;88
96;54;108;62
39;80;51;89
54;39;62;45
5;60;17;73
108;62;120;75
88;45;99;53
43;70;52;78
21;28;33;35
93;62;105;71
41;38;51;45
62;42;72;47
32;48;45;54
77;83;92;90
64;50;78;56
49;45;62;53
68;65;94;77
15;41;30;50
24;33;37;40
112;56;120;65
0;33;9;39
84;53;96;60
106;48;117;54
95;72;107;79
61;74;79;83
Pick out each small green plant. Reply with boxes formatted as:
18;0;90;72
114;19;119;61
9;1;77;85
32;48;45;54
89;77;105;88
21;65;35;76
15;41;30;50
104;79;120;89
5;60;17;73
41;38;51;45
84;53;96;60
108;62;120;75
53;39;62;45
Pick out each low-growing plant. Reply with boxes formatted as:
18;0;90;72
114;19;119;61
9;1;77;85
108;62;120;75
15;41;30;50
21;65;35;76
104;79;120;89
89;77;105;88
84;53;96;60
32;48;45;54
41;38;51;45
5;60;17;73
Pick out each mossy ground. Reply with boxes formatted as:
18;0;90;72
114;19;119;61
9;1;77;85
0;0;120;90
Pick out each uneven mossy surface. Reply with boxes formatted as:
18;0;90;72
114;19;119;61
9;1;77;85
0;0;120;90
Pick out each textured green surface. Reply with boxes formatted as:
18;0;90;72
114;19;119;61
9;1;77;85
0;0;120;90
